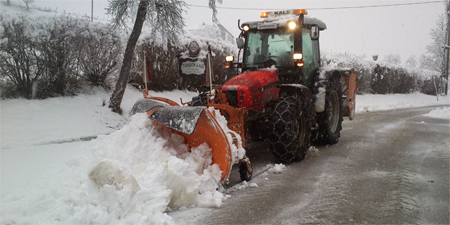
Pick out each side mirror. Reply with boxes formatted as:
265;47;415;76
236;38;245;49
311;25;319;40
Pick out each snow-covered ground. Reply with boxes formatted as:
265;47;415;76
1;86;449;224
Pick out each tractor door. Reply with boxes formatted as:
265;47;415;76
301;28;321;87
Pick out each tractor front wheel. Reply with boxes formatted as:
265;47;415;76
268;95;311;163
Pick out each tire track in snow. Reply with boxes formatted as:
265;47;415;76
347;119;423;224
377;153;422;223
405;117;450;224
293;147;360;224
430;133;450;160
295;117;419;224
196;173;294;224
346;115;447;224
35;135;103;145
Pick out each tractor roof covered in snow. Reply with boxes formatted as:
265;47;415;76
241;9;327;31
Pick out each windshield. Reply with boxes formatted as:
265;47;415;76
243;30;295;68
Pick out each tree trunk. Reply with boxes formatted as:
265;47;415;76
6;0;10;6
109;0;148;113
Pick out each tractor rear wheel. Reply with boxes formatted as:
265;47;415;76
315;77;343;145
268;95;311;163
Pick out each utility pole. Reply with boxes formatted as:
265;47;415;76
91;0;93;22
445;1;450;95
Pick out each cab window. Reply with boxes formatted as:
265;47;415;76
302;29;320;86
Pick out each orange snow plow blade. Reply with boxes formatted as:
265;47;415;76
180;110;233;181
130;98;233;181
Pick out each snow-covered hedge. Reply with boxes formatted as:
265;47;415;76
322;53;442;94
0;14;122;99
128;25;239;92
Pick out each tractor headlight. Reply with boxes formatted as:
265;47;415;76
288;21;297;30
242;25;250;31
225;55;234;62
293;53;303;60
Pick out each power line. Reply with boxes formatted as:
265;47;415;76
309;0;446;10
187;0;446;11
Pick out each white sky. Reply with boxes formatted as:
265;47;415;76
30;0;445;64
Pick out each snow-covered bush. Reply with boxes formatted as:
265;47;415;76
371;65;417;94
182;25;238;86
421;75;447;95
73;20;122;89
129;41;182;92
0;14;122;99
322;53;375;94
32;15;80;97
0;15;42;99
128;26;238;92
322;53;437;95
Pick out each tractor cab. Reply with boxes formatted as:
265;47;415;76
226;9;326;87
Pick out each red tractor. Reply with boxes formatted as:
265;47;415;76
131;9;357;183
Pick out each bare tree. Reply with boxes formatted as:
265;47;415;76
420;14;446;73
107;0;220;113
23;0;34;10
406;55;417;67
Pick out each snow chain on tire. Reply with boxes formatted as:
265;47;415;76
268;95;311;163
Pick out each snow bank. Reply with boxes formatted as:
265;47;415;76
355;93;449;113
2;113;225;224
424;107;450;120
1;86;207;224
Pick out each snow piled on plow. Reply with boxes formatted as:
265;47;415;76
2;113;225;224
208;108;246;164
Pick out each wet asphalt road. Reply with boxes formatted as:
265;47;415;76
173;105;450;224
